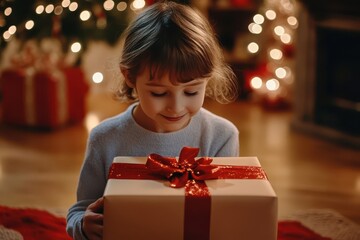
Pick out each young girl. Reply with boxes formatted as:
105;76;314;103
66;1;239;239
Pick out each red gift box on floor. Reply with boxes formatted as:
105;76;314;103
0;67;89;128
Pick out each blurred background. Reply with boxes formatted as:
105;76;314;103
0;0;359;224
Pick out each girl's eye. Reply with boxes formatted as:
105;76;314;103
151;92;167;97
184;91;198;96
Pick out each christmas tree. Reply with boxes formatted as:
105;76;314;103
0;0;152;54
0;0;192;67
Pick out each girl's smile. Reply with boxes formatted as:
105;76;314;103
161;114;186;122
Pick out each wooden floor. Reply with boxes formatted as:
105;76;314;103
0;92;359;224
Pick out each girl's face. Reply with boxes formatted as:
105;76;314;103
127;68;208;133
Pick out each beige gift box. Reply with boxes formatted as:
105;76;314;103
103;156;277;240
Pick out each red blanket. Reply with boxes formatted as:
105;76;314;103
0;206;330;240
0;206;71;240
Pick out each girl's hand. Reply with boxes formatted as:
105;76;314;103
82;197;104;240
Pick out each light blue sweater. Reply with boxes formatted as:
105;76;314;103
66;103;239;239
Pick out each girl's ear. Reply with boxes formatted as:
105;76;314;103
121;68;135;88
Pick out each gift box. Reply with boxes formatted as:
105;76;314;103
103;148;278;240
0;67;88;128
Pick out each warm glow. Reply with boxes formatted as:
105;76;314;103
45;4;54;14
287;16;297;26
36;5;45;14
69;2;78;12
275;67;287;79
253;14;265;24
104;0;115;11
281;0;294;12
132;0;146;10
4;7;12;16
25;20;35;30
54;6;63;15
92;72;104;83
269;48;283;60
274;26;285;36
265;10;276;20
250;77;263;89
284;67;292;76
62;0;71;8
282;67;293;82
3;31;11;40
71;42;82;53
280;33;292;44
266;78;280;91
85;113;100;133
248;23;262;34
117;2;127;11
8;25;16;35
80;10;91;21
247;42;259;53
287;16;298;28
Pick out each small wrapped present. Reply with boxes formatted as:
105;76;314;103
103;147;278;240
0;67;88;128
0;38;89;129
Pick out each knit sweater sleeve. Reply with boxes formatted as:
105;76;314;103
66;128;108;239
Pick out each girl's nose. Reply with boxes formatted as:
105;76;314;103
166;96;184;113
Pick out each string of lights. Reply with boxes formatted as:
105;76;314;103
0;0;146;50
246;0;298;107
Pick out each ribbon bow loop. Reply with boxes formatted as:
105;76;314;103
145;147;219;188
178;146;199;165
146;153;181;179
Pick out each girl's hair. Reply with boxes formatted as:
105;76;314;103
115;1;238;103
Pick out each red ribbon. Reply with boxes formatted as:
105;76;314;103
108;147;267;240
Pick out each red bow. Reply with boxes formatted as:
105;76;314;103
146;147;220;188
